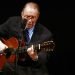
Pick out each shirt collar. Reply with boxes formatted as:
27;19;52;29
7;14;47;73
28;26;35;33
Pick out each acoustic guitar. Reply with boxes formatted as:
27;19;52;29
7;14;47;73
0;37;55;71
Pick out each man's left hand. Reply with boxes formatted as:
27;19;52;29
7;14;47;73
27;45;38;61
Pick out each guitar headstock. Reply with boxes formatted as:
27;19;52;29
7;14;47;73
34;40;55;52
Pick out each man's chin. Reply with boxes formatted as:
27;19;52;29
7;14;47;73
26;25;32;29
26;24;33;28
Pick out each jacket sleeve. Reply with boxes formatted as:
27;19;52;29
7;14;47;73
0;17;12;38
0;16;21;39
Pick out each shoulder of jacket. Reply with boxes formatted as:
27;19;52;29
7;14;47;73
38;23;53;36
8;16;21;21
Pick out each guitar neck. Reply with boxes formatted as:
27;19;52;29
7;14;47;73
14;41;55;53
0;38;55;54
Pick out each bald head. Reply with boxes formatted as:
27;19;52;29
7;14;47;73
22;2;40;15
21;2;40;28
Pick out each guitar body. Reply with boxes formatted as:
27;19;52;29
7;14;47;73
0;37;19;71
0;54;16;71
0;37;55;71
0;54;6;71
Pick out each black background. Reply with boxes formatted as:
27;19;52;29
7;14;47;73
0;0;75;75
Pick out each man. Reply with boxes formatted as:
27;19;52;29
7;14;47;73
0;2;54;75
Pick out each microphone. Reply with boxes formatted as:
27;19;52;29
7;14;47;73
17;19;27;40
21;19;27;30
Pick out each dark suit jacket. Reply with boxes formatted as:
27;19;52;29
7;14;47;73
0;16;53;68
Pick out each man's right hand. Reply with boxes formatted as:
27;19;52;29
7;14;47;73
0;40;8;52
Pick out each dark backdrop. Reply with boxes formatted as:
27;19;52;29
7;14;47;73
0;0;75;75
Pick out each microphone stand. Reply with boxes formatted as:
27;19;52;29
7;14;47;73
14;28;25;75
14;39;20;75
14;19;27;75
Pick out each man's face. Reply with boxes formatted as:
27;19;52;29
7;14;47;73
21;6;39;29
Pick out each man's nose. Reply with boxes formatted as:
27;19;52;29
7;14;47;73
28;19;32;22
